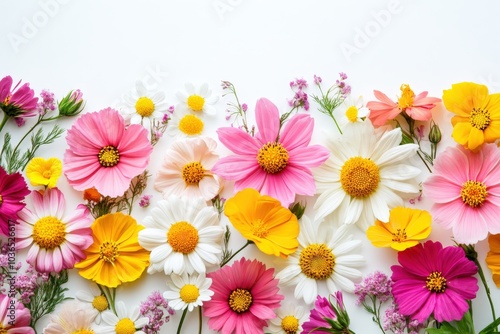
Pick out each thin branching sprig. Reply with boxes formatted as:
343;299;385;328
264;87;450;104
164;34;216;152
222;80;254;136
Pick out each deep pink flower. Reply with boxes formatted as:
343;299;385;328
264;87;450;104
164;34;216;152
16;188;93;273
391;241;478;323
212;98;329;206
64;108;153;197
302;295;337;334
0;167;30;235
203;258;283;334
423;144;500;244
0;75;38;118
367;85;441;126
0;293;35;333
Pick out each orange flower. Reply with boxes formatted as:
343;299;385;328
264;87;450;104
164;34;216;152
83;187;101;202
486;233;500;287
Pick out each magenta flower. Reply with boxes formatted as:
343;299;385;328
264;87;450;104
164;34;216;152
0;166;30;236
212;98;329;206
0;75;38;119
423;144;500;244
16;188;93;273
391;240;478;323
64;108;153;197
203;258;283;334
0;293;35;334
302;295;337;334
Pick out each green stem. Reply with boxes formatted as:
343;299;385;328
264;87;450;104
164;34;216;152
9;115;43;167
177;308;188;334
330;113;343;135
220;240;253;267
474;258;497;330
198;306;202;334
0;113;8;133
372;297;385;334
416;151;432;173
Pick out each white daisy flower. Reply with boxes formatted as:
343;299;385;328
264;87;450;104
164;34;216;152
138;196;224;275
176;82;219;115
276;216;364;304
43;300;98;334
120;80;168;125
266;303;308;334
75;284;109;324
166;109;206;138
334;95;370;129
97;301;149;334
313;119;420;230
163;273;213;312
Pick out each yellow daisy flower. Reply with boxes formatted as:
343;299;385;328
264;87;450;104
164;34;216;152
75;212;150;288
25;157;62;188
486;233;500;287
443;82;500;151
366;206;432;251
224;188;299;258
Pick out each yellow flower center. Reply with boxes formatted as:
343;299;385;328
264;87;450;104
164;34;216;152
340;156;380;198
397;84;415;110
187;94;205;112
167;221;199;254
426;271;447;293
99;241;118;263
299;243;335;280
391;229;407;243
251;219;269;238
179;114;204;135
281;315;300;334
470;107;491;130
72;330;95;334
228;288;252;313
461;180;487;208
115;318;136;334
42;169;52;178
0;194;3;207
179;284;200;303
0;327;7;334
32;216;66;249
92;295;109;312
182;162;205;185
345;105;359;123
135;96;155;117
98;146;120;167
257;142;289;174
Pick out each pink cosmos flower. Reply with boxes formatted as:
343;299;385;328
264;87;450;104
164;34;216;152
0;167;30;236
212;98;329;206
203;257;283;334
64;108;153;197
0;293;35;334
367;84;441;126
301;295;337;334
0;75;38;119
423;144;500;244
391;241;478;323
16;188;93;273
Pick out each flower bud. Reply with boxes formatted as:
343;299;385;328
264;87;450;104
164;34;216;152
289;201;306;220
428;121;442;144
58;89;85;116
400;131;415;145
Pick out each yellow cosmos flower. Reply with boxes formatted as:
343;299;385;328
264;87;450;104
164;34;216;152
443;82;500;151
75;212;150;288
224;188;299;258
486;233;500;287
366;206;432;251
26;157;62;188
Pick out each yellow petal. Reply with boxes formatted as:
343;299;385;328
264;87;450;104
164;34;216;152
451;121;472;146
467;126;485;151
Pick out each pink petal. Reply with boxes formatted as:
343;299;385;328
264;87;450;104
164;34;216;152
254;98;280;144
280;114;313;151
212;155;260;181
217;127;260;155
288;145;329;168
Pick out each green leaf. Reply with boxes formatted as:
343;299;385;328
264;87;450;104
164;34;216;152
479;317;500;334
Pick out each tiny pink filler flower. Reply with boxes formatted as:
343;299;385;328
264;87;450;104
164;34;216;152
212;98;329;206
64;108;153;197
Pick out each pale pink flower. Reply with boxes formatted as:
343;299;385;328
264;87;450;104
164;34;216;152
212;98;329;206
423;143;500;244
0;293;35;333
64;108;152;197
16;188;93;273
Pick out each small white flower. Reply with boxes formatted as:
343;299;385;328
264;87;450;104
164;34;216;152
120;80;168;125
266;303;309;334
166;109;206;138
163;273;214;312
176;82;219;115
97;301;149;334
43;300;98;334
276;216;365;304
75;284;109;324
334;95;370;129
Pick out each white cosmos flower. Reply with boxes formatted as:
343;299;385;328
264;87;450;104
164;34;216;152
138;196;224;275
43;300;98;334
97;301;149;334
176;82;219;115
75;284;109;324
334;95;370;129
313;119;420;230
276;216;365;305
163;273;213;312
120;80;168;125
166;109;206;138
266;303;308;334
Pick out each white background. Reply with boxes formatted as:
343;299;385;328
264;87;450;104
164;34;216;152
1;0;500;333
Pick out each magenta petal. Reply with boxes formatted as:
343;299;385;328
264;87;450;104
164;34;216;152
0;76;13;101
254;98;280;144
